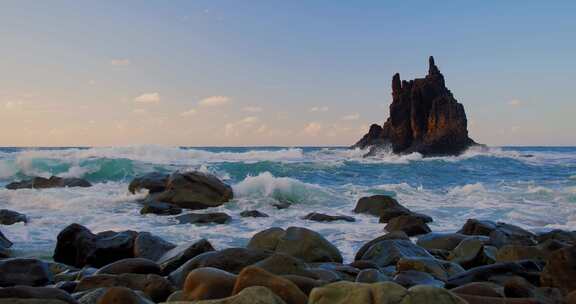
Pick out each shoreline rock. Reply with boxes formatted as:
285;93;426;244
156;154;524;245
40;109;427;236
6;176;91;190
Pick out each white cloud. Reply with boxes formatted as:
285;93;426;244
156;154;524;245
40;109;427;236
180;108;198;117
303;122;323;136
110;59;131;66
198;96;230;107
134;93;161;104
242;106;263;113
240;116;259;124
341;113;360;121
224;116;260;137
309;106;328;112
508;99;522;107
4;100;24;109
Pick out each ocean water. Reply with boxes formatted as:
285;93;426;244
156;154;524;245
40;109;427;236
0;145;575;262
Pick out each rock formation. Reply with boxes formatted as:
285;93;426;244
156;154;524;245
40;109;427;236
353;56;477;156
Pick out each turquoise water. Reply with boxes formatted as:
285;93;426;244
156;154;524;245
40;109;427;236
0;145;575;261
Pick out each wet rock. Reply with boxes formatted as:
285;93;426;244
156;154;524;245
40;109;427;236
393;270;445;288
352;56;476;156
252;252;317;278
139;201;182;216
191;286;287;304
282;275;325;295
417;233;469;251
450;282;504;298
247;227;343;263
168;248;271;288
448;237;496;269
307;263;359;281
6;176;91;189
540;245;576;294
0;258;53;287
0;209;28;225
357;239;433;267
302;212;355;223
385;215;431;236
153;171;233;209
157;239;215;274
54;281;78;294
0;286;77;304
354;231;410;261
308;281;408;304
128;172;169;194
95;258;161;275
446;262;541;288
232;266;307;304
355;269;390;283
133;232;176;261
503;276;535;298
0;229;12;258
496;239;568;263
458;219;537;248
397;257;464;281
273;201;292;209
180;267;237;301
176;212;231;225
536;229;576;246
75;273;173;303
96;287;154;304
401;285;467;304
353;195;408;218
240;210;269;218
349;260;380;270
53;223;138;268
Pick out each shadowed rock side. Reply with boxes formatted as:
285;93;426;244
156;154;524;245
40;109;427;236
353;56;477;156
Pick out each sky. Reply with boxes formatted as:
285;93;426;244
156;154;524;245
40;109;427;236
1;1;575;147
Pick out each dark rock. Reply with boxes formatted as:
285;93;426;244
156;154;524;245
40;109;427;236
0;258;53;287
385;215;431;236
352;56;476;156
53;223;138;268
0;286;77;304
247;227;343;263
446;262;541;288
252;252;318;279
157;239;215;274
503;276;535;298
282;275;326;295
175;212;231;225
353;195;407;218
75;273;173;303
448;237;496;269
128;172;168;194
139;200;182;216
240;210;269;218
393;270;445;288
354;231;410;261
417;233;469;251
357;239;433;267
153;171;233;209
167;248;272;288
0;229;12;248
96;287;154;304
180;267;237;301
450;282;504;298
536;229;576;246
54;281;78;294
273;201;292;209
303;212;355;223
356;269;390;283
496;239;568;263
349;260;380;270
540;245;576;294
6;176;91;190
232;266;308;304
133;232;176;261
95;258;161;275
0;209;27;225
397;257;465;282
458;219;537;248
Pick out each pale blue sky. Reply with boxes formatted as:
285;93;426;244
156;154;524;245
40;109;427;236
1;1;574;146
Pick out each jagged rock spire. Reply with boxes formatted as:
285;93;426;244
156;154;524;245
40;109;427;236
428;56;441;76
392;73;401;96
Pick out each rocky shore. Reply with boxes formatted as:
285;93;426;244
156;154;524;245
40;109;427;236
1;171;575;303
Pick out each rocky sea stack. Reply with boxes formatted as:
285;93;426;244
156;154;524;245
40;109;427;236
353;56;477;156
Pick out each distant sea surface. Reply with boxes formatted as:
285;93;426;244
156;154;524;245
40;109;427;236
1;145;575;261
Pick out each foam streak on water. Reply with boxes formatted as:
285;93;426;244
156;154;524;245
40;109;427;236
0;145;575;261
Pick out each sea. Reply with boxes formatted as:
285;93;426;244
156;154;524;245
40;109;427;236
0;145;575;262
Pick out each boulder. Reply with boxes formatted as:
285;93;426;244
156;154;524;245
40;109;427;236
354;231;410;261
302;213;355;223
401;285;467;304
153;171;233;209
385;215;431;236
239;210;269;218
157;239;215;274
282;275;325;295
75;273;173;303
355;269;390;283
352;56;476;156
181;267;237;301
53;224;138;268
232;266;307;304
0;209;28;225
0;286;76;304
458;219;537;248
417;233;469;251
96;287;155;304
357;239;433;267
6;176;91;189
308;281;408;304
94;258;161;275
186;286;287;304
446;262;541;288
353;195;408;218
540;245;576;294
128;172;169;194
393;270;445;288
496;239;567;263
251;253;317;278
176;212;231;225
448;237;496;269
0;258;53;287
133;232;176;261
139;201;182;216
247;227;343;263
536;229;576;246
397;257;465;282
451;282;504;298
168;248;271;288
1;229;12;249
